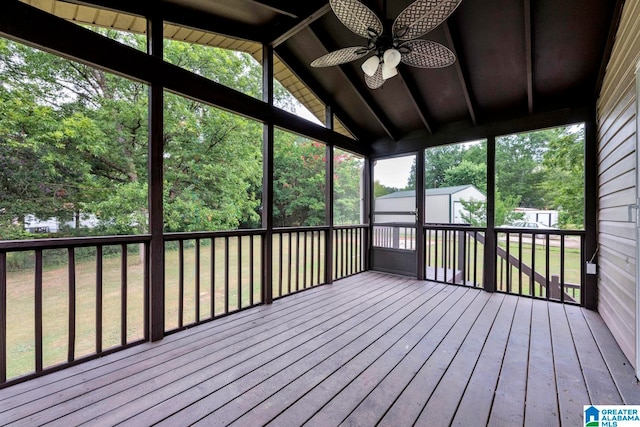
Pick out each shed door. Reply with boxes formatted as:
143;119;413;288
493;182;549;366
371;155;418;276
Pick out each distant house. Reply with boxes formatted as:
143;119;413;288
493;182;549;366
24;214;99;233
514;207;559;227
375;185;486;224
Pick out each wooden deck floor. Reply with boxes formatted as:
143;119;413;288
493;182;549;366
1;272;639;426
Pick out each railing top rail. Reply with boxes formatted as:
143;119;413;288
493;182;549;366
423;224;485;232
333;224;368;230
163;229;266;241
373;223;417;228
0;234;151;252
273;226;330;233
496;227;586;236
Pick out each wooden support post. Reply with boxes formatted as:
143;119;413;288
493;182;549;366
416;150;425;280
483;136;497;291
584;118;598;309
262;45;274;304
325;107;335;284
147;14;165;341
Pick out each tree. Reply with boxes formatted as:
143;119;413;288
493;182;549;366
541;126;585;228
424;145;464;189
273;131;326;227
334;150;363;225
443;159;486;190
460;191;524;227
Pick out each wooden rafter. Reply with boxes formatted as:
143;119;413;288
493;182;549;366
524;0;534;113
443;22;477;125
270;5;332;48
243;0;303;18
397;68;433;134
275;46;368;142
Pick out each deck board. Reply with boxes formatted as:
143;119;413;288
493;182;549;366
1;272;639;427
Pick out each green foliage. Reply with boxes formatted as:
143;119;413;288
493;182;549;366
334;150;363;225
374;180;399;198
273;131;326;227
444;159;486;190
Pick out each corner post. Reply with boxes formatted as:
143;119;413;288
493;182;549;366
262;44;274;304
416;150;426;280
584;118;598;309
483;136;497;291
147;14;164;341
325;107;335;284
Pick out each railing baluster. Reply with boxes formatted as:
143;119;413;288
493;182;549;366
530;233;535;297
237;236;242;309
0;252;6;382
303;232;308;288
545;234;550;300
96;245;103;355
178;240;184;328
68;248;76;363
309;231;318;286
560;235;565;303
473;232;478;287
211;238;215;318
278;232;283;298
224;236;230;314
249;235;254;306
295;232;300;292
195;238;200;321
518;233;523;296
121;244;127;346
505;232;511;293
287;232;292;295
317;230;322;284
35;249;43;372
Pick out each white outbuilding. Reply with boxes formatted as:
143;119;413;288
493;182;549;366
374;184;486;224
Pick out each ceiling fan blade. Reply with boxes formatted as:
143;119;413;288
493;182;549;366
310;47;369;67
400;40;456;68
329;0;384;39
393;0;463;41
364;64;386;89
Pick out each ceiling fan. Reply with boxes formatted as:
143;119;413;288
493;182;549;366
310;0;462;89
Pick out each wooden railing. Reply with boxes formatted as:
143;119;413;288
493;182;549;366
424;225;485;288
163;230;264;332
333;225;367;280
495;228;584;304
0;235;151;385
272;227;327;299
372;224;417;250
0;225;370;386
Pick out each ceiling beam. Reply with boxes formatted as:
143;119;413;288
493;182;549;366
371;107;591;157
308;27;401;141
269;5;331;48
275;46;369;142
242;1;304;19
524;0;534;113
443;22;477;125
397;69;433;134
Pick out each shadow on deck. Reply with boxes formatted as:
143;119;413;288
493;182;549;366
1;272;638;426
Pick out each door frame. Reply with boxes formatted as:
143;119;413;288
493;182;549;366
369;152;424;278
635;59;640;379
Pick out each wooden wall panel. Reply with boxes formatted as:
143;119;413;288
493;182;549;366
596;0;640;368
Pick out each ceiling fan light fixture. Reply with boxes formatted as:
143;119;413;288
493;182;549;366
361;55;380;77
381;62;398;80
383;48;402;68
